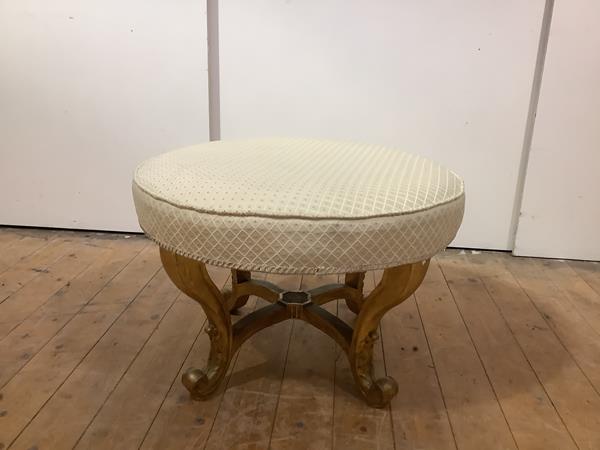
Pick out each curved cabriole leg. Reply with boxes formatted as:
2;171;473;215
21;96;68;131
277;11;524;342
159;246;429;407
349;260;430;407
160;248;232;399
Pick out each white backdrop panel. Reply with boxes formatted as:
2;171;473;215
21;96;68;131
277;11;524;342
219;0;546;249
0;0;209;231
514;0;600;260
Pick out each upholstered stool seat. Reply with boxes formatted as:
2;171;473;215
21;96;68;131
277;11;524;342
132;138;465;407
133;138;464;274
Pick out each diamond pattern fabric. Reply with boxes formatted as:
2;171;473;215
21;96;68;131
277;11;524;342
133;138;465;274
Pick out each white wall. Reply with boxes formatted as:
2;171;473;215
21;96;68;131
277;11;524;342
514;0;600;260
0;0;209;231
3;1;597;260
218;0;546;250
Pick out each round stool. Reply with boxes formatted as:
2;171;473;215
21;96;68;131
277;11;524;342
132;138;464;407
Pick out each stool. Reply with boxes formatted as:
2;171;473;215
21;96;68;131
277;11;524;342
132;138;464;407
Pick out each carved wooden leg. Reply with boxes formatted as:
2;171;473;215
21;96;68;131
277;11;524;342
159;248;233;399
344;272;365;314
348;260;430;407
159;245;429;408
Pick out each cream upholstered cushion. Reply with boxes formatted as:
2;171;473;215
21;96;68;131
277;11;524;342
132;138;465;274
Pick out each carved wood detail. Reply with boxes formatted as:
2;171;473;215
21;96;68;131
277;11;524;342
159;247;429;408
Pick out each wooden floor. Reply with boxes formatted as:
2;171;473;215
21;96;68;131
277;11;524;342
1;228;600;450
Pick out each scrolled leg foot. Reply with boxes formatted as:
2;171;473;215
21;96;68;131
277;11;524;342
160;248;233;399
364;376;399;408
182;368;210;399
181;321;233;399
348;261;429;407
350;328;398;408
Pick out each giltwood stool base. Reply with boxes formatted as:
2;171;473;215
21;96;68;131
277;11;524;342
160;248;429;408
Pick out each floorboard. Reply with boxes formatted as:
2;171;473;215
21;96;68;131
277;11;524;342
203;274;300;450
383;292;455;450
0;235;50;274
415;262;517;450
479;255;600;449
1;228;600;450
503;254;600;393
334;273;395;450
139;268;233;450
0;238;146;388
568;260;600;296
268;274;338;450
9;267;178;450
0;244;161;449
438;255;577;450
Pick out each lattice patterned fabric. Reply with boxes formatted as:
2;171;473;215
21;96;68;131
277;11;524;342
132;138;465;274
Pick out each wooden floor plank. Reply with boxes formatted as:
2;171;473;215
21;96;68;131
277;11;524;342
538;258;600;336
415;261;517;450
0;241;108;339
381;271;456;450
0;229;22;246
0;238;147;388
567;259;600;296
501;254;600;392
476;254;600;450
332;272;395;450
0;245;161;449
268;274;338;450
0;235;50;274
8;267;179;450
139;272;265;450
72;268;230;450
202;274;301;450
438;255;577;450
0;235;88;303
2;232;600;449
73;299;204;449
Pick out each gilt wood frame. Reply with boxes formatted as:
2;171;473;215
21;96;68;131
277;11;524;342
159;247;429;408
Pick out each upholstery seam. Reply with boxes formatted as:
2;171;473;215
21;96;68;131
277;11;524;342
132;180;465;223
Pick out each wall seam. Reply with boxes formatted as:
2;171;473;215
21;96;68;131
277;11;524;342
207;0;221;141
508;0;555;251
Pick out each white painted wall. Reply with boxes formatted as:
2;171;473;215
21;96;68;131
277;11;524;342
0;0;209;231
514;0;600;260
218;0;546;250
6;0;597;259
